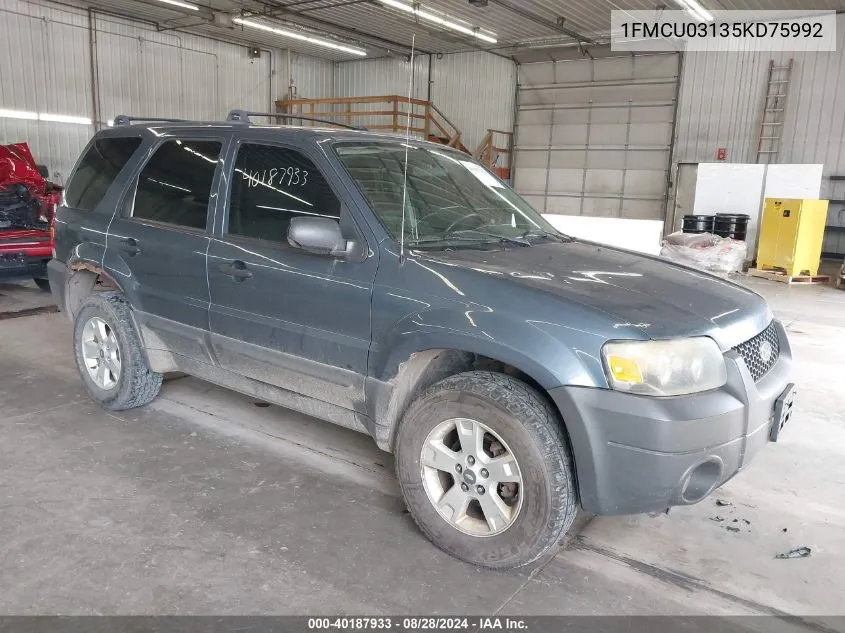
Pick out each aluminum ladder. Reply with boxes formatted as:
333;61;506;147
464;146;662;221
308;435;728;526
756;58;794;164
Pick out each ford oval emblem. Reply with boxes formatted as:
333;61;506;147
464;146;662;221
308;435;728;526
759;340;773;364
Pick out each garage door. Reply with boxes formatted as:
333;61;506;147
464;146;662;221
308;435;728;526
513;53;679;221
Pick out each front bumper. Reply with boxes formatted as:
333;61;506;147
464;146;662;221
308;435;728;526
549;320;793;515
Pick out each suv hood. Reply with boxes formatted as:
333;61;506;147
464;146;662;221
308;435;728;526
420;239;770;350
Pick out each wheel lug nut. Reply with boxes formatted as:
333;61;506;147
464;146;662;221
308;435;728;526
461;483;469;492
467;455;475;466
455;464;462;473
476;485;485;495
480;469;489;478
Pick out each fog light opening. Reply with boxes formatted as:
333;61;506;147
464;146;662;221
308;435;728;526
681;459;723;503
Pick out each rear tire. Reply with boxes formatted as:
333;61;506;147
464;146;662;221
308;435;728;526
73;292;162;410
395;371;577;569
33;277;50;292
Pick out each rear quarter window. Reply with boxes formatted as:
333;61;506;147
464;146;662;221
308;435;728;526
65;136;142;211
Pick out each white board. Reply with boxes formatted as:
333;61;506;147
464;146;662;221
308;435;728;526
543;214;664;255
692;163;766;217
763;164;824;199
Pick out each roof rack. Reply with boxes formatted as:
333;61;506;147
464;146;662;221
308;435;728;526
226;110;367;131
112;115;192;126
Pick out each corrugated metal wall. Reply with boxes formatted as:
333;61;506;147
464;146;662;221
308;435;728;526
0;0;93;184
289;52;335;99
673;13;845;253
334;52;515;150
0;0;333;183
94;16;271;122
675;13;845;168
430;52;516;154
332;56;429;138
335;56;429;101
2;0;512;181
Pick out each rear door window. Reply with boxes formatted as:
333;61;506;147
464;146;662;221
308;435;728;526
65;137;142;211
128;139;222;230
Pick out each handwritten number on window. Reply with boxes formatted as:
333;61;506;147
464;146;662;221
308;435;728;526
242;167;310;188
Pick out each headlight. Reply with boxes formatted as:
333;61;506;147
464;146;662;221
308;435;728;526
602;338;726;396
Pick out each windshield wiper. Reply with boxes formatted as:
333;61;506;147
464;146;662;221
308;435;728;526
521;229;572;242
446;229;531;247
405;231;530;248
405;234;493;247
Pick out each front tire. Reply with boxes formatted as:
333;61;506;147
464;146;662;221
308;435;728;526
395;371;577;569
73;292;162;410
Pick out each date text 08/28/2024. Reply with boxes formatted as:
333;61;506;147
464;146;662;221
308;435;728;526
307;617;527;631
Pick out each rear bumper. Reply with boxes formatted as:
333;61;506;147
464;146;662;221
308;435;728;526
0;251;50;281
550;320;793;515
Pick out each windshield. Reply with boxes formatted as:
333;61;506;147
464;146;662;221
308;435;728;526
334;142;561;246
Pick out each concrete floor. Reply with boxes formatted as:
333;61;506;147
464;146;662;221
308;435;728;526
0;280;57;319
0;275;843;618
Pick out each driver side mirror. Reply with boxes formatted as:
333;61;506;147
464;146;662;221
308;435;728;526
288;216;357;258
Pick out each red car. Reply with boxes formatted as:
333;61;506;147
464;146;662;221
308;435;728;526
0;142;60;290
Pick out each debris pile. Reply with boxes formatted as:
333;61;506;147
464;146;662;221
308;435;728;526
660;231;747;275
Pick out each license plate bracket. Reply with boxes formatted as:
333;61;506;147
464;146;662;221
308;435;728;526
770;383;797;442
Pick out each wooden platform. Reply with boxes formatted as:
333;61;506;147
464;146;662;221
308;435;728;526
747;268;831;285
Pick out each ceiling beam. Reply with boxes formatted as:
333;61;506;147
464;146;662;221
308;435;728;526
296;0;370;12
248;0;429;55
278;0;367;8
251;0;509;57
488;0;595;44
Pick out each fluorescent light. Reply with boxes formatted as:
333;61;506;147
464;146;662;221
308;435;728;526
0;109;91;124
379;0;497;44
234;17;367;56
155;0;199;10
674;0;714;22
39;113;92;125
0;109;38;120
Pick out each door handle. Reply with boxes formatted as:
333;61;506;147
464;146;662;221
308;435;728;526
218;260;253;281
120;237;141;255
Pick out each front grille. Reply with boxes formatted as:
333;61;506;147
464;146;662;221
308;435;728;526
733;321;780;382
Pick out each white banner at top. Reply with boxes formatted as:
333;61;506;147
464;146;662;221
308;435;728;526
610;10;837;52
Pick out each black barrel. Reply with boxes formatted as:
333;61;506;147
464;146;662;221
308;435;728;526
714;213;749;241
682;214;715;234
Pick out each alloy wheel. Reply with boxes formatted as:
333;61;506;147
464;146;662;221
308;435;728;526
80;316;122;390
420;417;523;537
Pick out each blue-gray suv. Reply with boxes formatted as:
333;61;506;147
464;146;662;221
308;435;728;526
48;113;796;569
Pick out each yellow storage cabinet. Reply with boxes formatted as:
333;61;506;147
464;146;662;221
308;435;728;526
757;198;829;277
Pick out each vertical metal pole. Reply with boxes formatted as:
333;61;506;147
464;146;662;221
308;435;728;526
541;61;557;215
510;60;520;186
664;51;684;236
88;8;101;131
286;48;293;99
267;48;274;112
621;95;632;218
427;53;433;103
578;59;595;217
